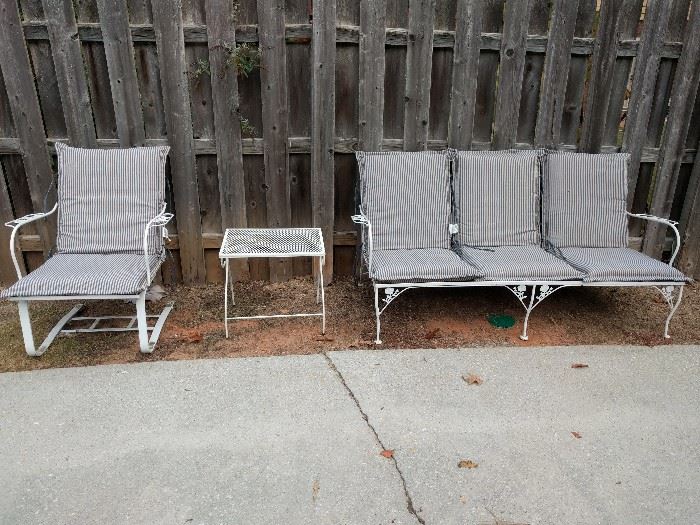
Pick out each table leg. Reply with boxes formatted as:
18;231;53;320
224;259;229;338
319;255;326;335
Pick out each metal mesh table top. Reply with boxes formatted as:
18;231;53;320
220;228;325;258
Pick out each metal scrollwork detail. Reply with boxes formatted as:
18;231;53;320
509;284;528;302
656;285;675;305
383;287;402;306
536;284;556;301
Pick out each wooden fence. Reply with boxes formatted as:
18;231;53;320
1;0;700;285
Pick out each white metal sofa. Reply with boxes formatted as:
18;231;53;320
1;143;174;356
352;149;688;344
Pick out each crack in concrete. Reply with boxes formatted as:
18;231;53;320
323;352;426;525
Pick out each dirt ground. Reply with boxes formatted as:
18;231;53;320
0;277;698;373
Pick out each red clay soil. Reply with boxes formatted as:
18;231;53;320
0;276;698;372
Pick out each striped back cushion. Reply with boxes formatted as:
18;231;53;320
357;151;451;250
543;152;629;248
454;150;542;247
55;143;169;255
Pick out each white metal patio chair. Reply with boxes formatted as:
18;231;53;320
1;143;174;356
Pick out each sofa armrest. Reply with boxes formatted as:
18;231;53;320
143;203;174;283
351;212;373;274
627;212;681;265
4;204;58;280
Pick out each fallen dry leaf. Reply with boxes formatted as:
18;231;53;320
311;479;320;502
380;449;394;458
177;330;203;343
458;459;478;469
571;431;582;439
463;374;483;385
315;336;335;342
571;363;589;369
425;328;440;340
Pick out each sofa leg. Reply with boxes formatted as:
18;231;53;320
519;287;537;341
374;285;382;345
661;285;684;339
136;292;152;354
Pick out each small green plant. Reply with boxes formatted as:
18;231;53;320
240;117;255;137
226;43;261;78
189;58;211;84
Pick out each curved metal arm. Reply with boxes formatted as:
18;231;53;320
4;204;58;280
351;212;373;274
144;203;174;283
628;212;681;265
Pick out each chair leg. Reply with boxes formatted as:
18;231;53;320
374;285;382;345
136;292;152;354
664;285;684;339
17;300;38;356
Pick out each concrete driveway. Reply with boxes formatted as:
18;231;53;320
1;345;698;524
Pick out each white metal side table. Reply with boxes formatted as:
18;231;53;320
219;227;326;337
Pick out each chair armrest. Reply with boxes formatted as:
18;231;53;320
351;213;373;274
627;212;681;265
4;204;58;280
143;203;174;283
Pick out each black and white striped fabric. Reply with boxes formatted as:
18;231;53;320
55;143;169;255
556;247;688;283
0;253;164;297
357;151;452;250
454;149;542;247
371;248;479;282
459;245;583;281
543;152;629;248
221;228;324;256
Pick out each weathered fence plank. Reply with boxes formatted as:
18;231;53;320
96;0;147;146
579;0;626;152
311;0;336;282
403;0;435;151
358;0;385;151
0;0;54;254
257;0;291;281
534;0;579;148
643;0;700;259
205;0;249;280
622;0;672;207
679;138;700;277
447;0;482;149
152;0;206;283
42;0;97;147
0;161;25;283
492;0;532;150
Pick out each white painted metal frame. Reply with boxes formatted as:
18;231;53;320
219;228;326;337
352;212;686;344
4;204;175;356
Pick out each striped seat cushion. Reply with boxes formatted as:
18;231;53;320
0;254;164;298
556;247;688;283
55;143;169;255
454;150;542;246
459;245;583;281
358;151;452;250
370;249;480;282
543;152;629;248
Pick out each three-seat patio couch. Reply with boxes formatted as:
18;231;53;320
352;149;688;344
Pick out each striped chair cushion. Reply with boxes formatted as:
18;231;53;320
556;247;688;283
358;151;452;250
0;253;164;298
543;152;629;248
459;245;583;281
454;150;542;246
370;249;480;282
55;143;169;255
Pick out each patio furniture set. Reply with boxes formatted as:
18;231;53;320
0;145;689;356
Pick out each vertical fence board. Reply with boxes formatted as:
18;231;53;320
447;0;482;149
205;0;249;280
679;137;700;276
403;0;435;151
42;0;97;147
579;0;626;152
622;0;672;207
97;0;146;147
257;0;291;281
643;0;700;258
492;0;532;149
0;0;54;253
312;0;336;281
358;0;385;151
152;0;206;283
534;0;579;148
0;161;25;283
